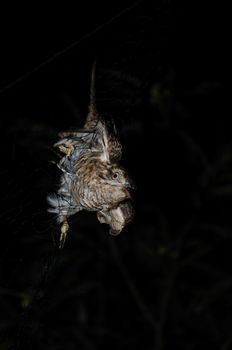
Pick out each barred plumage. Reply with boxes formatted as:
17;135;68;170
47;64;135;247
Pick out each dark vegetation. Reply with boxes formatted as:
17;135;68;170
0;2;230;349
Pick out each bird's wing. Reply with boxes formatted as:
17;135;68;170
85;119;122;163
47;193;82;223
55;121;122;169
47;172;82;223
55;62;121;167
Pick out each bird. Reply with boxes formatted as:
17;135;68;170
47;63;135;247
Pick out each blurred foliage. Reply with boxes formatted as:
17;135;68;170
0;1;230;350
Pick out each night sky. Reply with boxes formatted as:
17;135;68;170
0;2;230;349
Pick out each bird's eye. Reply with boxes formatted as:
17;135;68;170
113;172;119;179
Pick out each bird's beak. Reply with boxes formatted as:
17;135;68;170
125;178;136;190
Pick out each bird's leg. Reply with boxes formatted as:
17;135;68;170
59;219;69;249
58;144;74;156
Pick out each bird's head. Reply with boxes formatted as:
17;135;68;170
108;164;135;190
77;158;135;208
96;162;135;203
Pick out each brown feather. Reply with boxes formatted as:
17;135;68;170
84;61;98;130
47;64;135;246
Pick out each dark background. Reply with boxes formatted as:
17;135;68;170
0;1;230;349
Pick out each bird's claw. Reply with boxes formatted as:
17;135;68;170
58;144;74;156
59;220;69;248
